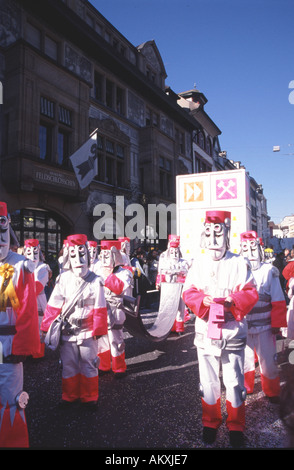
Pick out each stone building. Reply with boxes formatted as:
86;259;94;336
0;0;269;261
0;0;197;258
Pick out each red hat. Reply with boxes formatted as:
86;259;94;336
168;234;180;247
240;231;258;241
25;239;40;247
88;240;97;247
0;202;7;217
205;210;231;224
118;237;130;243
67;234;88;246
100;240;121;250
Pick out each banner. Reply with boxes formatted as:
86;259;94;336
70;130;98;189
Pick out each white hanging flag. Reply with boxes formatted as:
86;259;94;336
70;129;98;189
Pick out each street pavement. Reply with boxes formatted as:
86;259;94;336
23;311;291;452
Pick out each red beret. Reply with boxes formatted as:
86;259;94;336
100;240;121;250
25;239;40;247
240;231;258;241
205;210;231;224
67;234;88;246
168;234;180;247
88;240;97;247
0;202;8;217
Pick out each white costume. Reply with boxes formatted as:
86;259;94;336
41;234;107;406
88;240;101;275
240;231;287;400
24;238;51;358
156;235;190;333
0;202;40;448
183;211;258;447
97;240;133;376
119;237;132;267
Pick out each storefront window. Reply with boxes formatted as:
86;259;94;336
10;208;63;263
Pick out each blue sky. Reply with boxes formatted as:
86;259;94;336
91;0;294;224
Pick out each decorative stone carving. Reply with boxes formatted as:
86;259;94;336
0;0;21;48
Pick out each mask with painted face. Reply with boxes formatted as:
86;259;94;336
169;247;180;260
203;211;231;261
99;240;122;268
168;234;181;260
119;237;130;257
24;239;40;267
240;231;262;270
67;234;89;278
88;240;98;264
0;202;10;261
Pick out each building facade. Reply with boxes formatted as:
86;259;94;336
0;0;198;258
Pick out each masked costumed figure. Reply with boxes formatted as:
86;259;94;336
183;211;258;447
24;238;51;358
156;235;190;333
119;237;131;267
97;240;133;377
40;234;107;407
240;231;287;402
58;239;69;274
0;202;40;447
88;240;101;275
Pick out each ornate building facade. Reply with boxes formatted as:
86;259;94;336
0;0;269;259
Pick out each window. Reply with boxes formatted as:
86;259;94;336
93;73;126;116
95;135;127;188
26;23;59;62
40;97;55;119
198;131;205;150
58;105;72;127
145;108;159;127
175;129;185;154
45;36;58;61
39;97;72;165
159;156;172;198
39;124;52;160
206;137;212;156
116;87;125;115
94;72;104;102
10;208;63;261
57;130;70;165
106;79;114;108
145;108;151;126
25;22;41;49
194;153;212;173
153;113;159;127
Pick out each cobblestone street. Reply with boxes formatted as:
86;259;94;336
23;315;292;451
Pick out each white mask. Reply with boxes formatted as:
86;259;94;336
121;241;130;256
88;245;98;264
69;244;89;277
204;222;228;261
100;249;113;268
0;216;10;261
169;247;180;260
241;239;261;270
25;245;40;267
